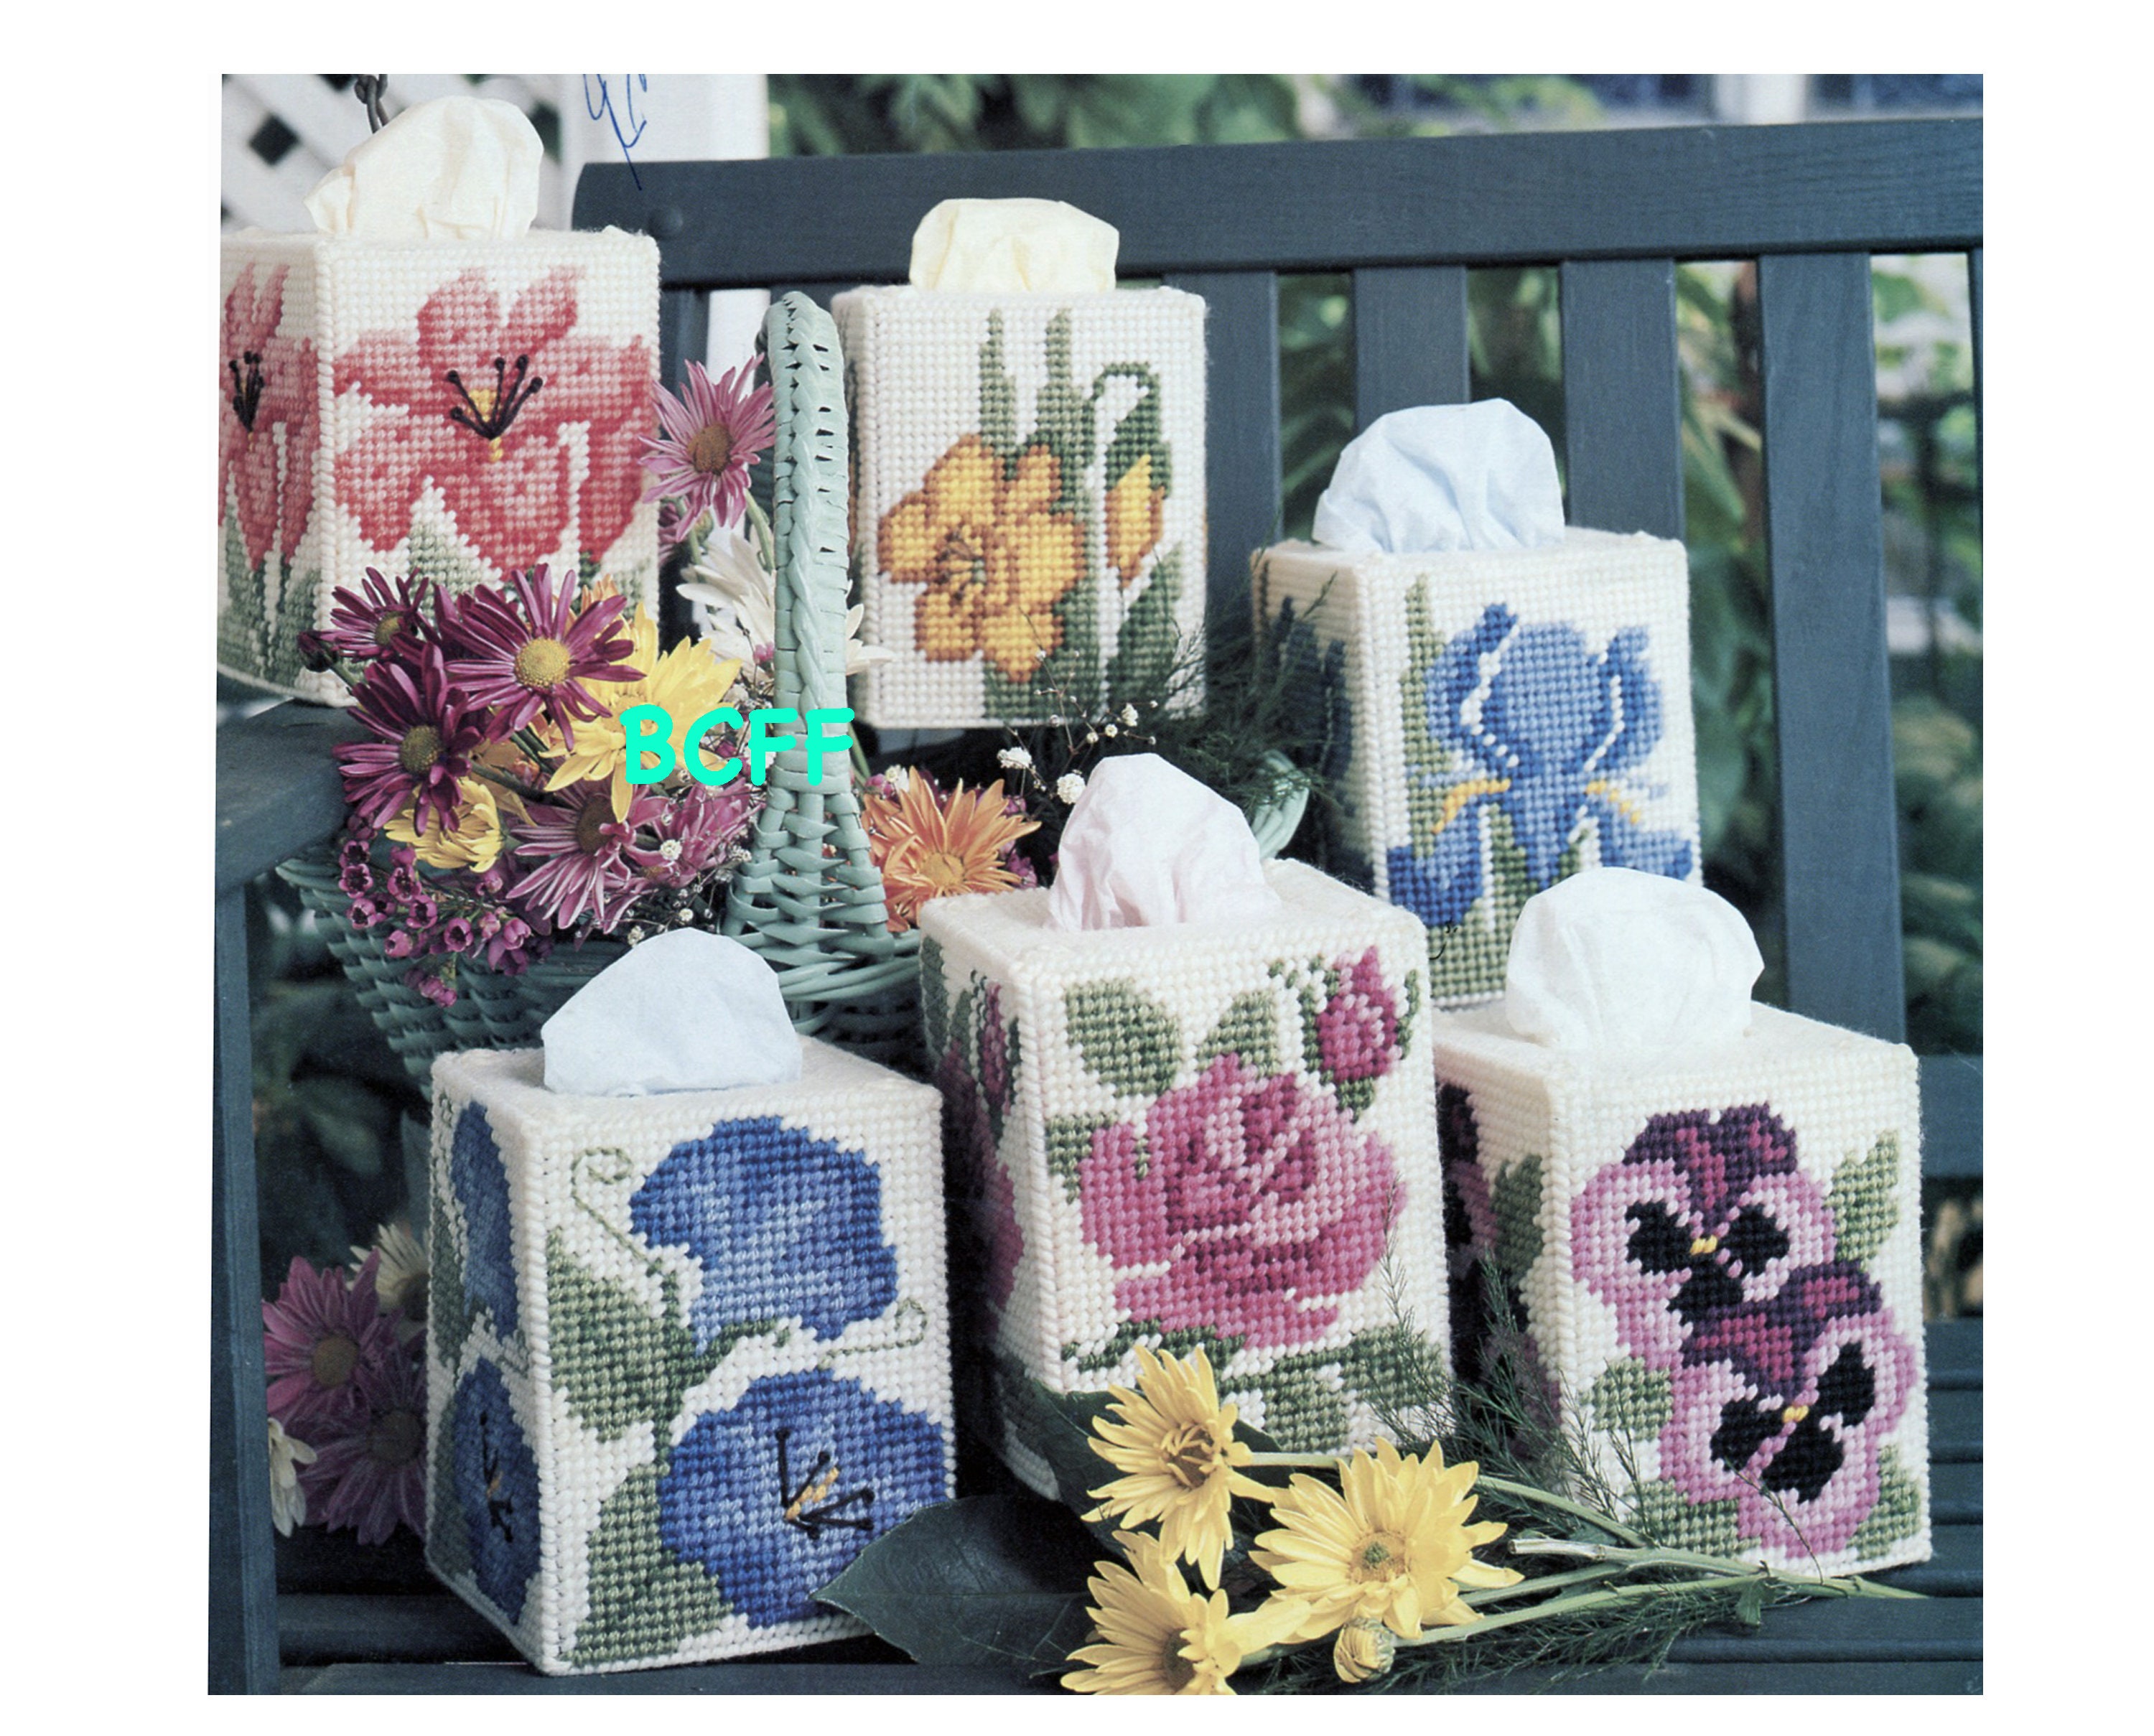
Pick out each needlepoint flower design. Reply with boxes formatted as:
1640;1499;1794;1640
220;263;318;571
1079;1053;1398;1349
629;1117;899;1345
1313;949;1400;1087
451;1358;542;1621
878;434;1084;682
1575;1106;1834;1370
335;268;651;574
449;1104;520;1337
1387;602;1694;928
656;1368;946;1628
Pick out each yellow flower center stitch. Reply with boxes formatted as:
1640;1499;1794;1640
785;1460;843;1523
1783;1404;1811;1424
311;1333;359;1389
689;422;736;476
515;636;574;691
1691;1233;1720;1256
398;724;443;775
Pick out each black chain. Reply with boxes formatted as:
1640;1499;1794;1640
353;75;389;133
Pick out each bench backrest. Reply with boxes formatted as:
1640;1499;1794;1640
573;120;1982;1052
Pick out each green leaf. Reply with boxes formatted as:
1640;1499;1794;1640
1331;1075;1378;1119
918;937;948;1063
1245;1351;1348;1452
1827;1134;1901;1271
429;1405;471;1578
292;1077;388;1177
1341;1325;1447;1429
427;1177;468;1368
565;1464;732;1668
1104;547;1183;707
1631;1478;1745;1556
1585;1358;1672;1439
1491;1154;1544;1279
1065;1318;1244;1376
1851;1446;1926;1559
1043;1114;1117;1200
979;314;1018;457
1063;981;1181;1097
1197;991;1278;1075
817;1493;1097;1676
545;1232;706;1440
1001;1373;1126;1549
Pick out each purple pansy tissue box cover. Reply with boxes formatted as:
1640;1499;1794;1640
424;1043;953;1674
1431;1003;1931;1576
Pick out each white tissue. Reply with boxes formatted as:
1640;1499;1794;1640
1313;401;1565;554
1047;755;1284;931
541;930;802;1096
908;198;1119;292
305;96;544;241
1503;869;1763;1054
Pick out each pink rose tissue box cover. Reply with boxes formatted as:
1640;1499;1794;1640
218;231;660;703
918;861;1451;1485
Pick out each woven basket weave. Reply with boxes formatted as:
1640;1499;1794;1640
279;850;625;1088
722;294;921;1060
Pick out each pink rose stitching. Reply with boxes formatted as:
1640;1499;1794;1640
1079;1053;1398;1349
220;263;320;570
1314;948;1400;1086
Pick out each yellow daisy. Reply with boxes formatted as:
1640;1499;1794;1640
542;606;742;816
1250;1437;1521;1643
1063;1531;1305;1696
1085;1344;1267;1590
384;775;505;872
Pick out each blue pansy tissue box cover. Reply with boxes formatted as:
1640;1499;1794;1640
425;1045;954;1674
1255;530;1702;1007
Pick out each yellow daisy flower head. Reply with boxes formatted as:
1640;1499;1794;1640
385;775;505;872
1086;1343;1267;1590
1062;1531;1305;1697
1250;1437;1521;1643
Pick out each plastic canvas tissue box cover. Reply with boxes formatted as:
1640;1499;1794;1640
1256;528;1703;1009
218;230;661;704
834;287;1207;729
919;860;1453;1490
424;1045;954;1674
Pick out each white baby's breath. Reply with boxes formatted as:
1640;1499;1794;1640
997;746;1034;771
1056;773;1086;805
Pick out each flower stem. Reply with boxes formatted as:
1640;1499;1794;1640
1475;1475;1650;1548
470;762;548;803
1462;1563;1623;1606
743;495;777;573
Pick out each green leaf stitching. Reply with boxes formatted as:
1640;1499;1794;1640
564;1463;732;1668
1064;981;1181;1098
1828;1133;1901;1271
545;1231;707;1442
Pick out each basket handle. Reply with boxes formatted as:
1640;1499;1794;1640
763;291;850;721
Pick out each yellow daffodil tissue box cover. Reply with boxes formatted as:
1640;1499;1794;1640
1254;530;1702;1009
833;287;1207;727
424;1044;955;1674
217;230;661;704
1431;1004;1931;1576
918;861;1453;1490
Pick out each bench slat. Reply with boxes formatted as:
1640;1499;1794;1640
1559;257;1685;539
1757;251;1906;1040
1165;269;1280;658
1351;266;1470;427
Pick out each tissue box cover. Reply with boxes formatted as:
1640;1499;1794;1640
1431;1003;1930;1575
1256;528;1702;1008
424;1043;954;1674
918;861;1452;1487
834;286;1206;727
218;230;661;703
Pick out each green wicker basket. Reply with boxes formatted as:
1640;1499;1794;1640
278;849;627;1088
721;294;921;1060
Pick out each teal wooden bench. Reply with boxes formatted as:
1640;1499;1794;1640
213;116;1982;1692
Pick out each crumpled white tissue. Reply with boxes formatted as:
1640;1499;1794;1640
1312;400;1565;554
305;95;544;241
1047;755;1284;931
1503;869;1763;1054
909;197;1119;292
541;930;801;1096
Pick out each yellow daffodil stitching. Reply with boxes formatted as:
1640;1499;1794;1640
1249;1437;1520;1643
1062;1531;1305;1697
1085;1344;1267;1590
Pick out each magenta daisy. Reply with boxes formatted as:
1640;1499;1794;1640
262;1253;404;1436
627;784;760;888
299;1342;428;1546
640;360;775;536
319;567;434;665
510;780;664;930
333;648;485;837
442;564;643;747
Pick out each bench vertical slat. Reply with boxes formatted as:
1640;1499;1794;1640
1165;269;1281;658
1559;258;1685;539
655;286;711;643
211;885;280;1691
1757;251;1906;1041
1351;265;1470;426
1968;247;1983;478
